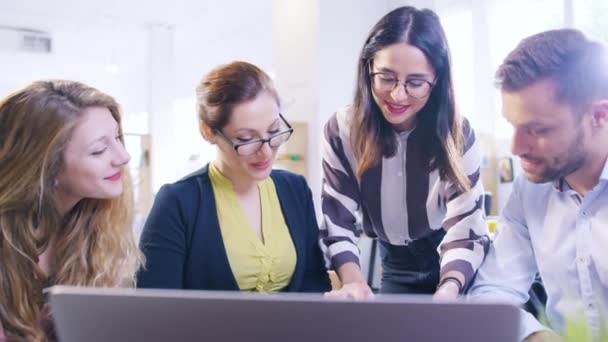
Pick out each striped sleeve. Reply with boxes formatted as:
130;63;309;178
319;112;364;270
438;118;491;292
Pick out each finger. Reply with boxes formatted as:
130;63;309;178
324;290;349;299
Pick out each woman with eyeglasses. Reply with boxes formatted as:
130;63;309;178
137;61;331;293
321;6;489;300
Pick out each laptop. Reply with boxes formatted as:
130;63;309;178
48;286;520;342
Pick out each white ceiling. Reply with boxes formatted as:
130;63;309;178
0;0;266;32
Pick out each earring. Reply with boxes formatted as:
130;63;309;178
54;179;59;187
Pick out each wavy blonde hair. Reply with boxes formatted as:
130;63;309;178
0;80;144;341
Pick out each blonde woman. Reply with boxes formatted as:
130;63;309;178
0;80;143;341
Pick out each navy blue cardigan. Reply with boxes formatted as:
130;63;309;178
137;165;331;292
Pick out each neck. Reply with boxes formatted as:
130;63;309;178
212;159;258;195
393;117;416;132
565;146;608;194
38;243;53;276
55;190;80;217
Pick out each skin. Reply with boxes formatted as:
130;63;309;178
370;43;436;132
55;106;130;215
502;79;608;195
201;91;286;241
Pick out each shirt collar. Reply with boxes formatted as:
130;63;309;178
599;156;608;182
552;157;608;193
552;178;565;192
395;125;416;141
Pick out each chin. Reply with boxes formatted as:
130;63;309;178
524;172;552;184
246;167;272;181
251;170;272;181
383;113;415;129
102;186;124;199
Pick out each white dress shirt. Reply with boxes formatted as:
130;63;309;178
469;160;608;340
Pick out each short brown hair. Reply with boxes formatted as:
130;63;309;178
496;29;608;109
196;61;280;130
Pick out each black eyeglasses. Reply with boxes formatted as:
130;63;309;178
370;72;435;98
367;60;436;99
215;113;294;156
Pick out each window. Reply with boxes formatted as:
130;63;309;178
487;0;563;138
573;0;608;43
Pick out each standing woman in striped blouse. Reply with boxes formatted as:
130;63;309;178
321;6;490;300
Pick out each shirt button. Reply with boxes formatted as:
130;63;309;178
397;172;403;177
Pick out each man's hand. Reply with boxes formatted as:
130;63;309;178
523;330;563;342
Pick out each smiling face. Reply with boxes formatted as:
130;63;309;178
502;79;592;183
213;91;286;183
370;42;436;131
55;106;130;209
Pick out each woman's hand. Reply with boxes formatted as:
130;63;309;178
432;280;460;301
324;281;375;300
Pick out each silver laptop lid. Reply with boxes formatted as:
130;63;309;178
48;286;520;342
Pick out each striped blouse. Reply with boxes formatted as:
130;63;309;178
320;106;490;290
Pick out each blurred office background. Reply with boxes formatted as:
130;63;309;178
1;0;606;286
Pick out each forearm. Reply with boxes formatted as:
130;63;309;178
326;261;374;299
441;188;490;291
438;231;489;292
438;269;466;293
336;262;366;284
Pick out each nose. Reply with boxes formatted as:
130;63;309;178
389;83;409;103
256;141;273;158
510;128;530;157
112;142;131;167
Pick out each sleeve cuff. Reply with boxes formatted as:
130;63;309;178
331;251;360;270
440;259;475;292
519;309;551;341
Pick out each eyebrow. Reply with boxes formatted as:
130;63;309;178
524;121;554;128
87;136;109;149
87;126;120;148
373;66;432;79
234;118;281;135
504;116;553;128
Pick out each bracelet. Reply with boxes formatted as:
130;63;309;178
437;276;464;293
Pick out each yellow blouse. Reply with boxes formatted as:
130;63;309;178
209;163;297;292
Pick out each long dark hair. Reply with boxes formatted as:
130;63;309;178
351;6;469;192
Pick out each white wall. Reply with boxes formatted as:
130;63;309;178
2;0;590;215
167;1;275;186
0;2;277;193
270;0;392;217
272;0;320;207
0;26;149;118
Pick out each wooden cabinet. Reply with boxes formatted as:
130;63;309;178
274;121;308;179
124;133;152;216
